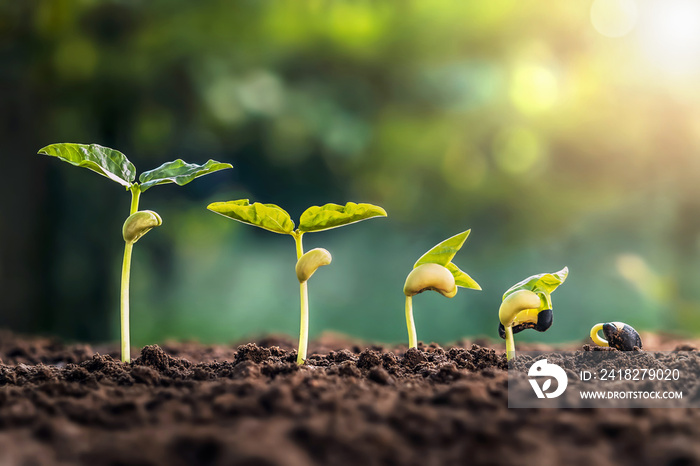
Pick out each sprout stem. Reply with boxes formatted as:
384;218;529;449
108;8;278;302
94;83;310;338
298;280;309;365
590;323;609;347
505;325;515;361
120;242;133;362
129;184;141;215
120;184;141;363
405;296;417;349
294;231;308;365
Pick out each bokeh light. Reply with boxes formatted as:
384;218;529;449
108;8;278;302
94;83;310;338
590;0;638;38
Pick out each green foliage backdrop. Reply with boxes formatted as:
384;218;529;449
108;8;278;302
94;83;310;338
1;0;698;346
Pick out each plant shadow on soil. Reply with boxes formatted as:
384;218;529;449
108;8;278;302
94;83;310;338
0;330;700;466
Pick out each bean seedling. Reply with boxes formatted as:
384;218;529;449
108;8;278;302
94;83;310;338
590;322;642;351
38;143;232;362
207;200;387;364
403;230;481;349
498;267;568;361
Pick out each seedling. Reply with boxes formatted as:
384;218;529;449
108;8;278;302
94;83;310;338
38;143;232;362
403;230;481;349
590;322;642;351
207;200;387;364
498;267;568;361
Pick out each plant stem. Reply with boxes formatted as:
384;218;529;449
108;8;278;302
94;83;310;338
294;231;304;260
293;231;307;365
120;185;141;363
120;242;133;362
589;323;608;347
298;280;309;365
505;325;515;361
405;296;417;349
129;184;141;215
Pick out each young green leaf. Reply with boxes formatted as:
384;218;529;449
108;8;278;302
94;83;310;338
138;159;233;192
502;266;569;310
413;230;481;290
445;263;481;290
299;202;387;233
414;230;470;268
207;199;295;234
38;143;136;187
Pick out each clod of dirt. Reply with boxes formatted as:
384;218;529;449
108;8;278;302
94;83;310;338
402;347;426;368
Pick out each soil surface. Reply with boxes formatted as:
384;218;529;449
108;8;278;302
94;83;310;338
1;329;700;466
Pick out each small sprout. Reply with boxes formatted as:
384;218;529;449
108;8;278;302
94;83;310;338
590;322;642;351
208;200;387;365
403;231;481;349
296;248;332;283
123;210;162;244
38;143;232;362
498;267;568;361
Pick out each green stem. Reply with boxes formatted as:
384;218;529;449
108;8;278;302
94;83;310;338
505;325;515;361
120;185;141;363
294;231;304;260
405;296;417;349
298;280;309;365
293;231;307;365
129;184;141;215
120;241;133;362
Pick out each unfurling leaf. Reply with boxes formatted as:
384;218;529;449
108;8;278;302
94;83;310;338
445;263;481;290
123;210;162;243
38;143;136;187
139;159;232;192
299;202;387;233
414;230;470;268
502;267;569;310
207;199;295;234
414;230;481;290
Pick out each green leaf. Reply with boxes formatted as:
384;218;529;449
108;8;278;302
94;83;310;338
502;266;569;310
413;230;481;290
138;159;233;192
446;263;482;290
38;143;136;187
207;199;295;235
414;230;470;268
299;202;387;233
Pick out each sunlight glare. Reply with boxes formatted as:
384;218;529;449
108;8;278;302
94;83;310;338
639;0;700;75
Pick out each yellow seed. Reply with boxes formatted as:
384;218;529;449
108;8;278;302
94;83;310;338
123;210;162;244
296;248;332;283
403;263;457;298
498;290;541;327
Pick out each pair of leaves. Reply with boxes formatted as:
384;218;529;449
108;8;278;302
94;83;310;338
413;230;481;290
502;267;569;311
207;200;387;235
38;143;232;192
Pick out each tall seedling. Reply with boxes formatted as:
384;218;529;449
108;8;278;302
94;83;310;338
39;143;232;362
207;200;387;364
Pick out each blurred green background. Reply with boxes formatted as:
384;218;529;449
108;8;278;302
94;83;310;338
2;0;699;347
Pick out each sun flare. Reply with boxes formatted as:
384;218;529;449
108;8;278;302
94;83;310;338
638;0;700;75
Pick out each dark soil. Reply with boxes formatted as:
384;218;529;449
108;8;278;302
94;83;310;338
1;330;700;466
